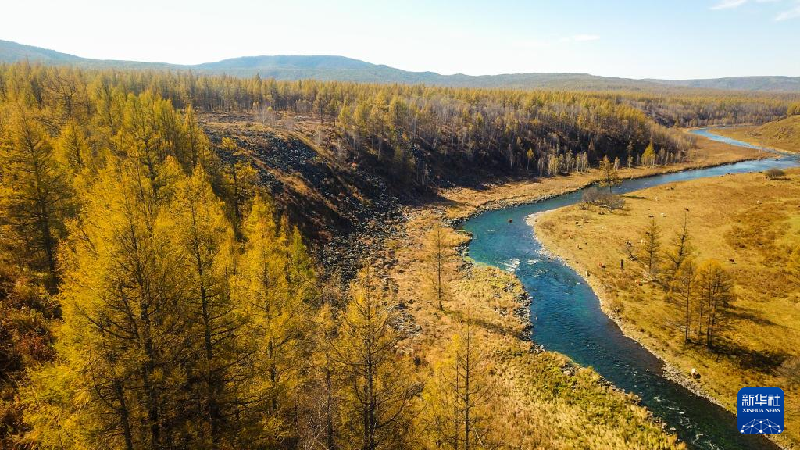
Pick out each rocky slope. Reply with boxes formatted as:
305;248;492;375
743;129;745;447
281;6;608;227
199;112;404;279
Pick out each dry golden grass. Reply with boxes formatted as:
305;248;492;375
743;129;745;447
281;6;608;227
715;117;800;153
535;169;800;449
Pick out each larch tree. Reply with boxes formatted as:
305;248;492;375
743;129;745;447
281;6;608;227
425;222;455;310
639;217;662;280
665;212;693;286
236;196;314;445
642;142;657;167
333;268;418;450
169;163;241;449
182;106;215;170
25;159;195;449
672;258;697;343
219;137;257;236
696;260;735;349
55;120;92;175
283;217;317;306
302;302;341;450
598;155;621;194
424;320;493;450
626;141;635;168
0;106;74;289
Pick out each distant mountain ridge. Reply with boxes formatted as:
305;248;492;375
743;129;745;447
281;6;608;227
2;39;799;93
647;76;800;93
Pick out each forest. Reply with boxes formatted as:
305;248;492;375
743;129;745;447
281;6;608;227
0;62;796;449
3;63;797;191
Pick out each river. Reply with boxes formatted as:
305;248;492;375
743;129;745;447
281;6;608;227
462;130;797;449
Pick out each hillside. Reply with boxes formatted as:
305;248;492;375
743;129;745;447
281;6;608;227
3;39;800;93
0;39;177;70
0;39;82;63
715;115;800;152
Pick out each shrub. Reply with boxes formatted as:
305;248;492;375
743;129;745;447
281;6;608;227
582;187;625;210
765;168;786;180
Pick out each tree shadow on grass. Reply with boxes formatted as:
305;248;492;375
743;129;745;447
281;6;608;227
712;340;789;374
726;306;781;327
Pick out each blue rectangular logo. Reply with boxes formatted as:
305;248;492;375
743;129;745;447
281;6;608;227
737;387;784;434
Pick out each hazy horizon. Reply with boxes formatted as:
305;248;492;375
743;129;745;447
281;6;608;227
4;0;800;80
6;37;800;82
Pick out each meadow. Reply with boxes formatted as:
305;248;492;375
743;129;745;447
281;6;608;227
536;169;800;449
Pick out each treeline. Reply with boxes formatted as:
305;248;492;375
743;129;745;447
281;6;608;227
5;63;794;190
0;63;706;188
621;92;794;128
0;62;500;449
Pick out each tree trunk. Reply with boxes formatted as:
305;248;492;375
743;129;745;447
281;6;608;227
114;379;135;450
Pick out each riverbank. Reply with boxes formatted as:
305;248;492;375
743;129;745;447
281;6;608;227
375;134;772;448
533;170;800;450
526;211;725;407
389;203;687;448
442;132;767;222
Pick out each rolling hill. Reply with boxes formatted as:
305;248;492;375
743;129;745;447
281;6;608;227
715;114;800;152
2;39;799;92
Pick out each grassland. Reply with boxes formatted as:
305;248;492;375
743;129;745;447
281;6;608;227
715;116;800;153
535;169;800;449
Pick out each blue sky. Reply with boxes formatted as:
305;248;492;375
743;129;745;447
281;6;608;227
3;0;799;79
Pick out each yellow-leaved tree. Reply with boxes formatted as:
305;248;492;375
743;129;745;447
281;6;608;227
235;195;316;445
333;268;419;450
423;222;456;310
167;163;242;448
0;106;75;289
422;319;494;450
24;158;195;449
